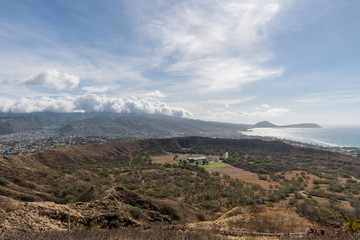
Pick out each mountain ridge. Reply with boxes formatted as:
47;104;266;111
0;112;320;137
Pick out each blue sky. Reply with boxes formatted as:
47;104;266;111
0;0;359;125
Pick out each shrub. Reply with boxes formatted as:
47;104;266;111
328;182;345;193
88;220;99;230
0;178;8;186
343;216;360;232
13;177;22;184
196;212;206;221
126;183;140;191
200;201;220;211
160;203;181;221
64;194;76;204
19;194;35;202
296;199;348;224
129;206;143;219
258;174;268;181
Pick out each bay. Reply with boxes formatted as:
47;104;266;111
241;126;360;148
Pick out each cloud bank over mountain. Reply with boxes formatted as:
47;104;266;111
0;94;192;117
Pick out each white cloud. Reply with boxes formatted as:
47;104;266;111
23;69;80;90
145;90;165;98
151;1;281;56
192;59;282;91
201;109;240;122
241;107;289;118
81;86;109;93
206;97;255;105
0;97;75;113
0;94;192;117
147;0;284;91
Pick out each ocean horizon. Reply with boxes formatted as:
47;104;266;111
241;126;360;148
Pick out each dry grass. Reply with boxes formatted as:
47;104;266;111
0;227;223;240
151;155;178;164
206;166;276;189
226;211;313;233
0;196;21;212
189;206;318;235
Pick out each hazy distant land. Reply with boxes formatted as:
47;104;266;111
253;120;321;129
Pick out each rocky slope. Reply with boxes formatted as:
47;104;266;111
0;186;193;232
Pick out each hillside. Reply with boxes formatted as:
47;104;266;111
0;117;40;134
0;186;195;232
1;137;359;236
0;112;252;137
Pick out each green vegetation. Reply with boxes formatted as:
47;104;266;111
87;220;99;230
296;198;360;226
343;216;360;232
53;143;66;146
52;184;92;204
129;206;143;219
198;163;230;168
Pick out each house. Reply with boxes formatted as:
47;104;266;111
187;156;208;165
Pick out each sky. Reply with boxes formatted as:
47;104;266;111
0;0;359;126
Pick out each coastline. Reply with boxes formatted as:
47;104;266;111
239;127;360;158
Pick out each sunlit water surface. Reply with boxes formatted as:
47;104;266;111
241;127;360;147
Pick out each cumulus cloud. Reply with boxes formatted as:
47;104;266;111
145;90;165;98
0;94;192;117
81;86;109;93
23;69;80;90
0;97;75;113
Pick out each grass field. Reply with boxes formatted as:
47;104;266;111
198;163;230;168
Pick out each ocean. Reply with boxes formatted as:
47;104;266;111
241;126;360;148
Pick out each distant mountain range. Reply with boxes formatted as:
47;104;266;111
0;112;321;137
